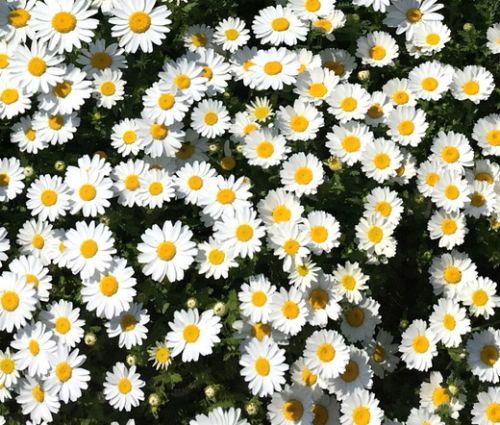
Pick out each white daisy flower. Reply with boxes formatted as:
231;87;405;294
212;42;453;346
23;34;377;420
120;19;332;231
106;302;150;349
356;31;399;67
461;277;500;320
248;47;299;90
191;99;230;139
280;152;325;197
341;297;381;343
387;106;428;147
472;386;500;425
472;114;499;157
326;121;374;166
196;238;237;280
0;157;25;202
26;174;71;222
9;255;52;304
451;65;495;104
39;299;85;348
269;286;308;336
16;219;54;265
32;111;80;146
213;17;250;52
383;77;416;107
399;319;438;371
428;298;470;348
467;328;500;383
277;99;324;141
103;362;145;411
76;38;127;76
326;83;371;123
110;118;144;156
408;60;454;101
16;376;60;424
428;209;467;250
252;5;307;46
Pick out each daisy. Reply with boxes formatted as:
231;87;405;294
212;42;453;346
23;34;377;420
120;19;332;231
461;277;500;320
340;389;383;425
277;100;324;141
451;65;495;104
312;9;346;39
301;211;341;254
46;346;90;403
431;171;470;213
112;159;149;207
148;340;172;370
39;300;84;348
166;308;222;362
280;152;325;197
32;111;80;146
326;121;374;166
467;328;500;383
0;0;37;46
383;0;444;41
326;83;371;123
466;159;500;187
289;256;321;291
267;384;314;425
0;77;31;119
341;297;381;343
364;187;404;227
429;250;477;299
411;21;450;55
419;371;464;419
428;298;471;348
399;319;438;371
106;302;150;349
387;106;428;147
76;38;127;76
230;112;260;141
213;208;266;259
16;219;54;265
10;116;49;154
246;96;274;122
252;5;307;46
383;77;416;107
190;407;250;425
230;46;259;85
137;220;197;283
103;362;145;411
109;0;171;53
365;91;393;127
268;222;311;271
367;329;399;378
291;357;322;389
320;48;357;80
191;99;230;139
92;69;125;109
416;159;442;197
26;175;71;222
16;376;60;424
311;395;341;425
0;348;19;388
65;171;113;218
427;209;467;250
213;17;250;52
159;56;207;102
174;161;216;206
430;131;474;171
0;157;25;202
465;181;497;218
355;214;396;257
142;82;189;126
192;49;231;96
486;23;500;54
239;275;276;324
242;128;289;169
472;114;499;157
356;31;399;67
248;47;299;90
269;286;308;336
31;0;98;53
257;188;304;227
406;408;444;425
38;65;92;115
137;168;175;208
196;238;237;280
11;321;57;377
0;228;9;267
305;273;342;327
333;261;369;304
472;386;500;425
294;67;339;105
138;118;185;158
9;255;52;303
289;0;335;20
110;118;144;156
408;60;454;101
63;220;116;279
182;24;214;52
239;338;288;397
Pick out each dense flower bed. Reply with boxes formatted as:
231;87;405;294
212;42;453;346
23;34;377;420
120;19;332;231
0;0;499;424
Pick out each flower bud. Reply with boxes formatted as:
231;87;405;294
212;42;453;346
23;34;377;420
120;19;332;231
186;297;198;309
149;393;161;406
54;160;66;172
357;70;370;81
463;23;474;32
213;301;227;317
245;401;259;416
23;166;34;177
84;332;97;346
204;384;217;400
126;354;137;366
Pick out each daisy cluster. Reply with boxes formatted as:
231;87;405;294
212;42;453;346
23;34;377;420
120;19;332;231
0;0;498;424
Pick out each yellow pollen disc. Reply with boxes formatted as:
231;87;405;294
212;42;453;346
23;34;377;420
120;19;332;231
90;52;112;70
313;18;332;33
251;322;271;341
80;239;98;259
294;166;313;185
342;275;356;290
443;266;461;284
155;347;170;363
27;57;47;77
174;74;191;89
375;201;392;217
341;360;360;382
352;406;371;425
305;0;321;12
120;313;137;331
486;129;500;146
208;249;225;265
463;80;480;95
100;81;116;96
41;189;58;206
290;115;309;132
203;112;218;125
340;97;357;112
0;358;14;374
472;289;489;307
183;324;200;342
51;11;76;33
0;54;8;69
282;400;304;421
117;377;132;394
370;45;386;60
9;8;30;28
296;264;309;276
346;306;365;327
312;403;328;425
471;192;485;207
398;120;415;136
340;135;360;153
150;123;168;140
308;288;328;310
157;241;177;261
372;343;385;363
310;226;328;243
406;8;423;23
412;335;430;353
426;172;439;187
32;234;45;249
99;275;119;297
53;81;72;98
272;205;291;223
325;61;345;76
441;218;457;235
79;183;96;201
421;77;438;91
316;343;335;362
29;339;40;356
283;239;300;255
1;291;19;312
55;362;72;382
282;300;299;319
25;274;39;288
367;225;383;243
32;385;45;403
124;174;139;191
187;175;203;190
55;316;71;334
367;104;383;118
486;402;500;422
426;33;441;45
243;123;257;135
432;386;450;406
271;17;290;32
191;33;207;47
158;93;175;110
149;181;163;196
308;82;327;98
481;345;499;366
243;60;254;72
48;115;64;130
373;153;390;169
225;28;239;40
302;367;317;386
176;143;194;160
254;106;269;120
251;290;267;307
256;141;274;158
442;313;456;330
264;61;282;76
235;224;254;242
220;156;236;171
393;90;409;105
128;11;151;33
216;188;235;204
254;357;270;376
1;88;19;105
444;184;459;200
441;146;460;163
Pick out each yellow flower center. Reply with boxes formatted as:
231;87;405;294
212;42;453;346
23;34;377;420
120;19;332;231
174;74;191;89
283;400;304;421
1;88;18;104
100;81;116;96
216;188;235;204
486;129;500;146
271;17;290;32
426;172;439;187
251;290;267;307
272;205;291;223
406;8;423;23
305;0;321;11
155;347;170;363
157;241;177;261
282;300;299;319
187;175;203;190
296;264;309;276
243;123;257;135
471;192;485;207
191;33;207;47
158;93;175;110
55;316;71;334
124;174;139;191
342;275;356;290
373;153;390;169
203;112;219;125
264;61;282;76
128;11;151;33
283;239;300;255
426;33;440;45
308;288;328;310
254;357;270;376
367;225;383;243
441;218;457;235
29;339;40;356
79;183;96;201
41;189;58;206
346;306;365;327
475;172;494;184
32;385;45;403
9;8;30;28
0;358;14;374
341;360;359;382
251;322;271;341
443;266;461;284
393;90;409;105
472;289;489;306
0;291;18;312
225;28;239;40
207;249;225;265
148;181;163;196
463;80;480;95
441;146;460;163
32;234;45;249
352;406;371;425
398;120;415;136
486;402;500;422
90;52;112;70
412;335;430;353
444;184;459;200
340;97;357;112
183;324;200;343
421;77;438;91
53;81;72;98
254;106;269;120
432;386;450;406
375;201;392;217
290;115;309;132
294;166;313;185
308;82;327;98
310;225;328;243
341;135;361;153
316;342;335;362
256;141;274;158
55;362;72;382
80;239;98;259
481;345;499;366
372;343;385;363
312;403;328;425
27;57;47;77
99;275;119;297
235;224;254;242
367;104;383;118
117;377;132;394
26;274;39;288
48;115;64;130
150;123;168;140
442;313;456;330
302;367;317;386
51;11;76;33
0;54;8;69
120;313;137;331
370;45;386;60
